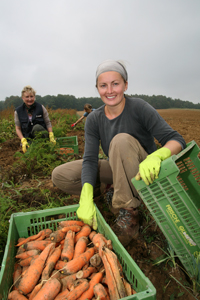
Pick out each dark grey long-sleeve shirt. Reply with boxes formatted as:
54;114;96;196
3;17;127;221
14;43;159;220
82;96;186;187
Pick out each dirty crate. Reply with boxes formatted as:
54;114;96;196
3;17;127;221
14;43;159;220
0;205;156;300
132;140;200;277
56;136;79;154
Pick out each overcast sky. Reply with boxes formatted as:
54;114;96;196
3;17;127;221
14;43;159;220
1;0;200;104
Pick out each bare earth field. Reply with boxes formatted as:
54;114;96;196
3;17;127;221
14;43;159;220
1;109;200;300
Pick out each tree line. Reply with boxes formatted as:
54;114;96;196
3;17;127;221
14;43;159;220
0;93;200;111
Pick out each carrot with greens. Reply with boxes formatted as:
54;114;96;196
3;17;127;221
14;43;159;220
61;225;82;233
31;278;61;300
61;230;75;262
74;224;91;243
79;271;104;300
73;236;88;259
61;247;95;275
18;242;55;295
93;283;110;300
41;245;62;281
59;220;85;227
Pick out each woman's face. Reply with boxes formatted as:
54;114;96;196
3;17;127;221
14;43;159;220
22;92;35;108
97;71;128;108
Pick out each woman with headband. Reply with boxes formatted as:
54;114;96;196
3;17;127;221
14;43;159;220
52;60;186;247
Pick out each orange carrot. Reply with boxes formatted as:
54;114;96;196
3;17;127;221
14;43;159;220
16;245;26;256
59;220;85;227
18;242;55;295
89;230;97;241
54;260;67;270
79;271;104;300
8;290;28;300
91;233;108;249
76;266;97;279
16;249;40;260
61;230;75;262
61;273;77;291
19;255;39;267
24;240;52;251
99;244;120;300
103;247;126;299
29;282;43;300
16;229;52;247
93;283;110;300
61;225;82;233
73;236;88;259
61;247;95;275
75;224;92;243
13;262;22;290
41;245;62;281
51;270;61;280
65;279;89;300
50;229;66;243
54;288;70;300
90;253;102;267
121;277;132;296
31;278;61;300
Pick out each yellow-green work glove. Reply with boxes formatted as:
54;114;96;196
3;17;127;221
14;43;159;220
21;138;29;153
49;132;56;145
135;147;171;185
77;183;97;230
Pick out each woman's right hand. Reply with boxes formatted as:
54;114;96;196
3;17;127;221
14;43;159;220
21;138;29;153
76;183;97;230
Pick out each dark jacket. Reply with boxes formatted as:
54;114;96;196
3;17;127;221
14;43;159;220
15;102;47;138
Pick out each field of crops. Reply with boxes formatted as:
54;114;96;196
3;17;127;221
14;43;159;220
0;107;200;300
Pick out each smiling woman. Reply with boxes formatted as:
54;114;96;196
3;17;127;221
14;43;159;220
14;85;56;153
52;59;186;247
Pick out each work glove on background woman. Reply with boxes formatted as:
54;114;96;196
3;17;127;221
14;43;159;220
49;132;56;145
135;147;171;185
76;183;97;230
21;138;29;153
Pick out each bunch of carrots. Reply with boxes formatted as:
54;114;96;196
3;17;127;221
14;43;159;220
8;220;137;300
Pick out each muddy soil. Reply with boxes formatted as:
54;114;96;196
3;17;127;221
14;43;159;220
1;109;200;300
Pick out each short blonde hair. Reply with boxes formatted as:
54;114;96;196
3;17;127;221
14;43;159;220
21;85;36;97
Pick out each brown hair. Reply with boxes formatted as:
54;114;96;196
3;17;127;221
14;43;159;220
84;103;92;110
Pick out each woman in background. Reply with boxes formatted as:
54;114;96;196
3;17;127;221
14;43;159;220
15;85;56;153
71;103;95;127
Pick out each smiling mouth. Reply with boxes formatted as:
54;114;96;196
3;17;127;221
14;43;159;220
107;96;116;99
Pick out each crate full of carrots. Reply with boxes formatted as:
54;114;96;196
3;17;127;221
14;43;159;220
0;205;156;300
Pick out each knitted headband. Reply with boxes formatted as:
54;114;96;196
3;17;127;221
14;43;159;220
96;60;128;82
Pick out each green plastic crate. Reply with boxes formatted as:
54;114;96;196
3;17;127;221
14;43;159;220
132;140;200;277
0;205;156;300
57;136;79;154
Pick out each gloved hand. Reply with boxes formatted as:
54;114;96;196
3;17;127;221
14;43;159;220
49;132;56;145
135;147;171;185
76;183;97;230
21;138;29;153
71;123;76;127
